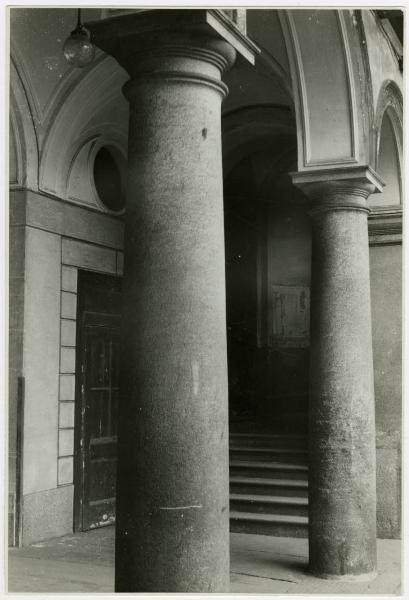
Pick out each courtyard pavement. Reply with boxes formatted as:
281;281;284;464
7;526;402;595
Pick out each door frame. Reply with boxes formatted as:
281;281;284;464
73;270;122;532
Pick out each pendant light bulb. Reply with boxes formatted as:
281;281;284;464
63;8;95;68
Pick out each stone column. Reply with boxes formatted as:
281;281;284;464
293;168;383;581
88;10;258;594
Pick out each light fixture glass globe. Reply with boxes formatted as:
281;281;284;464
63;27;95;68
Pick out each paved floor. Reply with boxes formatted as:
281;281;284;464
7;527;402;595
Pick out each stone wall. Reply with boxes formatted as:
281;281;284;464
370;243;402;538
9;189;124;545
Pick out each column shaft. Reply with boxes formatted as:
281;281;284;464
308;190;377;579
115;45;233;593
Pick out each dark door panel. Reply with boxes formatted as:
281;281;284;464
74;272;122;532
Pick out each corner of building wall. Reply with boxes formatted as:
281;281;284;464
9;187;28;226
9;193;28;546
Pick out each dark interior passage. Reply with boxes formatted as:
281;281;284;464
224;149;311;433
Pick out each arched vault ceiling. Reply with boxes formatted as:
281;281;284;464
10;7;402;192
361;10;403;117
223;57;292;116
10;8;129;200
40;57;128;198
247;9;291;77
10;7;105;144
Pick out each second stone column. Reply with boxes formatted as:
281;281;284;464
293;168;383;581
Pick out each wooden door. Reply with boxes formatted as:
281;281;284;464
74;272;122;531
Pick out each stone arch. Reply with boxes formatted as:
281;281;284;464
374;80;402;171
279;9;373;171
222;104;296;179
222;107;311;427
371;82;402;209
39;55;128;201
9;106;21;187
9;58;39;190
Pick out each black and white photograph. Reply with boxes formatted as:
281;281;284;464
5;3;404;595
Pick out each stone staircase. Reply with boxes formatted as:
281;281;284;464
229;432;309;537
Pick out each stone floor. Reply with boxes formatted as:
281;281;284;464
7;527;402;595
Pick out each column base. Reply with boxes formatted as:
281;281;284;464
309;569;378;582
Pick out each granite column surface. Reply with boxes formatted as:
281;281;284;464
293;169;383;581
88;14;243;593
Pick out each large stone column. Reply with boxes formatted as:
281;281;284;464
88;10;258;594
293;168;383;581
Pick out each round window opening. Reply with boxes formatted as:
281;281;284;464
93;146;125;212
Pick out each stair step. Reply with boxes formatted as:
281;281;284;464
230;460;307;470
230;493;308;517
230;511;308;524
230;476;308;497
230;460;308;480
230;446;307;464
229;430;309;537
229;433;307;449
230;446;307;454
230;511;308;538
230;493;308;506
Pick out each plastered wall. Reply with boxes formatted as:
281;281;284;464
370;243;402;538
9;189;124;545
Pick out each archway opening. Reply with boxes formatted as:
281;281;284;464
224;138;311;537
224;143;311;435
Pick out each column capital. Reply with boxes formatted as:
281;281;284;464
291;166;385;216
86;9;259;80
